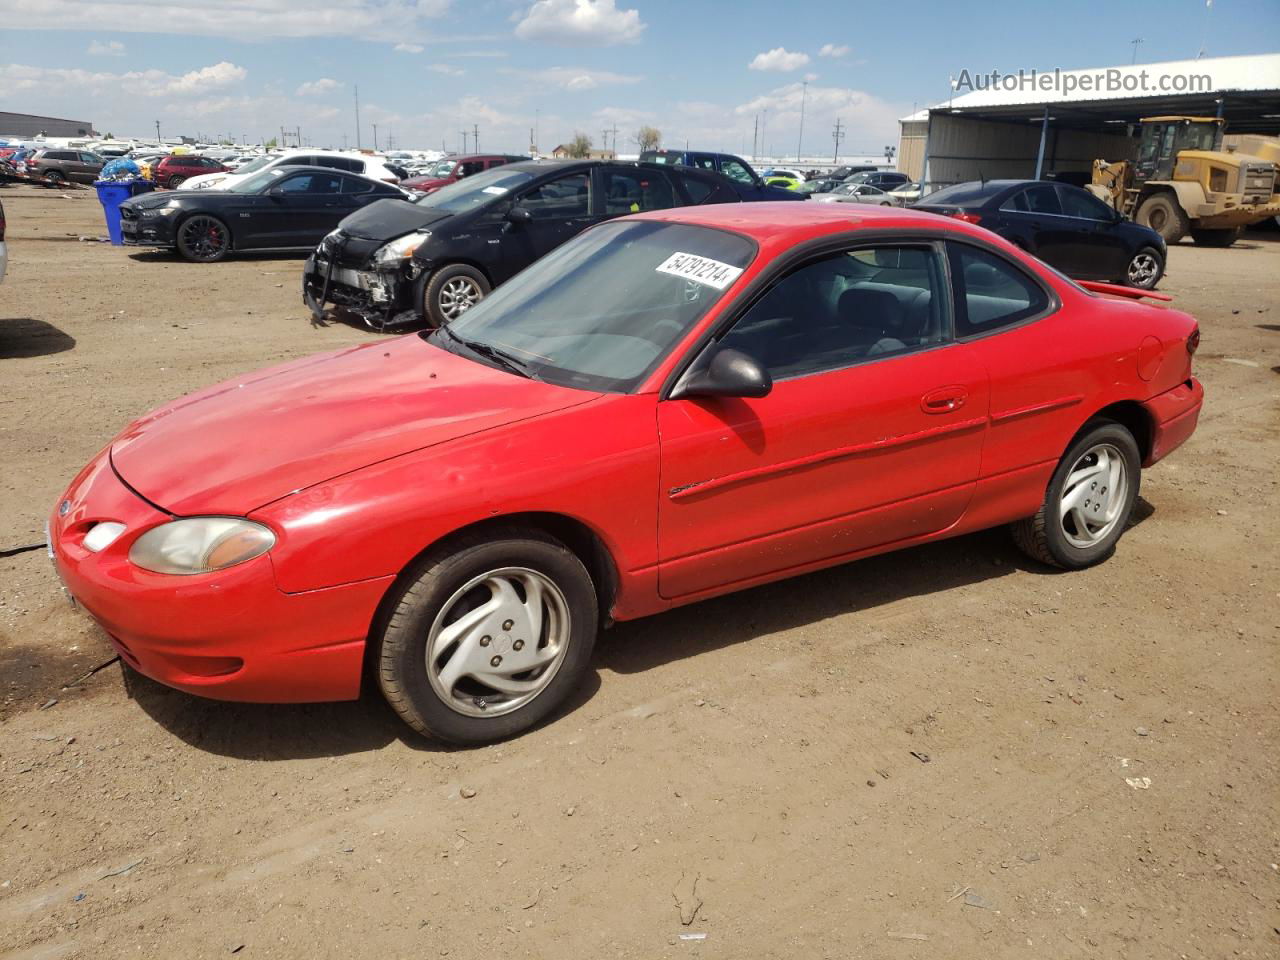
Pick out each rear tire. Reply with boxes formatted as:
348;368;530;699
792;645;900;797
42;169;66;187
1124;246;1164;289
377;528;599;744
168;175;186;189
423;263;490;327
1135;193;1189;244
1190;226;1242;247
1011;420;1141;570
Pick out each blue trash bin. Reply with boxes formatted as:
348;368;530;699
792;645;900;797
93;179;157;245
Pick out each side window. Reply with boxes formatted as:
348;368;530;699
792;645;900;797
1159;125;1176;159
720;158;755;184
314;156;347;171
718;245;947;380
80;153;99;163
601;168;674;214
1058;186;1113;221
277;173;344;194
947;244;1049;337
519;172;590;219
341;176;376;194
458;161;485;178
999;190;1030;213
689;154;717;171
1023;184;1062;215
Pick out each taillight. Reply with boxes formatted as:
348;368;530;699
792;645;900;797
1186;327;1200;355
950;211;983;224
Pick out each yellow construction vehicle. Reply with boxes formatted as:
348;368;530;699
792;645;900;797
1090;117;1279;247
1224;133;1280;228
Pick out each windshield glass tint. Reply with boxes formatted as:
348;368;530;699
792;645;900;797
230;168;288;193
437;220;757;392
428;159;457;177
414;167;535;212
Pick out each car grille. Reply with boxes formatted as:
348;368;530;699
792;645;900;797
1243;162;1276;203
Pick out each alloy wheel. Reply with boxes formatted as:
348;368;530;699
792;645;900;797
1058;443;1128;548
438;276;482;321
425;567;571;718
180;216;228;261
1127;252;1159;286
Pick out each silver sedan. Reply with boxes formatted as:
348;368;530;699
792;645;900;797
811;182;901;206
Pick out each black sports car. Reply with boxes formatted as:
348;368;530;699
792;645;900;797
303;159;746;329
120;165;411;263
913;180;1167;289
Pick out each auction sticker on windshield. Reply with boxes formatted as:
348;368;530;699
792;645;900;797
655;252;744;290
482;186;509;195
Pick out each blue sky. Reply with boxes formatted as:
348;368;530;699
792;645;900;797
1;0;1277;156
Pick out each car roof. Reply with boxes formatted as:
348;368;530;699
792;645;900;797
623;201;988;246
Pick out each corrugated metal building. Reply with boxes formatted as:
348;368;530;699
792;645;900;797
898;53;1280;188
0;111;98;139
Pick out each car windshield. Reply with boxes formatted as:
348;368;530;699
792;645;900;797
232;155;279;176
413;167;535;213
428;159;458;178
431;220;757;393
228;167;289;193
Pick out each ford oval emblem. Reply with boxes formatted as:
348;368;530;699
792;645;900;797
58;500;71;516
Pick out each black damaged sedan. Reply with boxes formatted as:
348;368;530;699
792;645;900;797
120;165;411;263
304;159;742;328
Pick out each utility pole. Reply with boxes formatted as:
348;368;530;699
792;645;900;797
473;124;479;153
354;85;362;149
609;123;618;154
832;117;844;163
372;123;378;150
1130;37;1143;64
460;130;469;153
796;80;808;163
154;120;161;143
752;113;758;162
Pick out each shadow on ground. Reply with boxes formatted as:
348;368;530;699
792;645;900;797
0;318;76;359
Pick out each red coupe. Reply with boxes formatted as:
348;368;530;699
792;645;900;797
49;203;1203;743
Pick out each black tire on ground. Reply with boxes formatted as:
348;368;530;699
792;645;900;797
1135;193;1189;244
423;263;490;327
1190;226;1242;247
168;175;186;189
175;214;231;263
42;169;66;187
1011;420;1141;570
377;528;599;744
1123;245;1165;290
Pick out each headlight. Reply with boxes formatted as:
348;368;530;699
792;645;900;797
374;231;430;265
129;518;275;575
142;200;180;217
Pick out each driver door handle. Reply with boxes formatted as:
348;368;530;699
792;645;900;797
921;386;968;414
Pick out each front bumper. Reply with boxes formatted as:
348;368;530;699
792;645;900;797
1142;377;1204;466
119;210;176;248
302;253;418;328
49;448;393;703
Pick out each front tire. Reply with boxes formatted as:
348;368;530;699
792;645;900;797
1124;245;1164;289
1135;193;1189;244
423;264;490;327
175;214;230;263
42;169;66;187
168;174;186;189
1012;420;1141;569
378;529;599;744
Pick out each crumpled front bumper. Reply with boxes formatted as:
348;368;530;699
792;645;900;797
302;251;420;328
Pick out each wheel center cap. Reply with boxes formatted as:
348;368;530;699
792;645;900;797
494;634;513;654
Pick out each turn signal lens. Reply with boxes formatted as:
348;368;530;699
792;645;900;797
129;518;275;575
1187;328;1200;355
83;521;127;553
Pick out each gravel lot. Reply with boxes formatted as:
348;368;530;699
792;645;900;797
1;184;1277;959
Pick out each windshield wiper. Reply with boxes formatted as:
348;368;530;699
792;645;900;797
437;325;540;381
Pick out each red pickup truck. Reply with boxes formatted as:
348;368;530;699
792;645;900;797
401;154;528;194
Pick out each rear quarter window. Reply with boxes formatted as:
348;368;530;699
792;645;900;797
947;243;1051;337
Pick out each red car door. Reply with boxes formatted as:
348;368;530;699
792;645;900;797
656;242;989;599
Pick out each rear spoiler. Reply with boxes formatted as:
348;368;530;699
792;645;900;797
1078;280;1172;302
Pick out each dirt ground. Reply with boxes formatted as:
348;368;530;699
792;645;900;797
1;184;1277;959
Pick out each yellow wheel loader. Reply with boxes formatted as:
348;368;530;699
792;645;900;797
1090;117;1279;247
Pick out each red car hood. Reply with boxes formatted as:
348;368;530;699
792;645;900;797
403;175;454;192
110;336;597;515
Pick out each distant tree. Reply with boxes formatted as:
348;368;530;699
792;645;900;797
567;132;593;158
265;137;279;149
635;125;661;152
104;131;114;139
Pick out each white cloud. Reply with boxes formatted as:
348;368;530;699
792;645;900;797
4;0;452;43
427;64;465;76
514;0;644;46
818;43;849;58
505;65;640;91
297;77;342;96
165;61;246;94
749;47;810;72
1;60;246;98
87;39;125;56
394;42;425;53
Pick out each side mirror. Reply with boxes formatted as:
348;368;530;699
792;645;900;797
672;344;772;400
506;205;533;225
267;185;285;197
